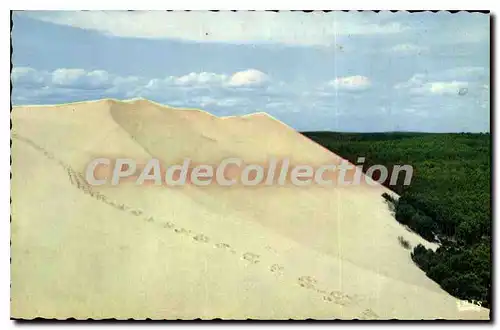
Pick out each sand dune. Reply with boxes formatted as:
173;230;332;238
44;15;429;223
11;99;490;319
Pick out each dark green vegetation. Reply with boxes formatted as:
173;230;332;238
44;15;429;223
397;235;411;250
302;131;491;308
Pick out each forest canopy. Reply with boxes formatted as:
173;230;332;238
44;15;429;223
302;131;491;308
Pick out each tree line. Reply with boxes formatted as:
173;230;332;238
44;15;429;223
302;131;491;308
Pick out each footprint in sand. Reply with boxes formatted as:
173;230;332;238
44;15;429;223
162;221;175;229
242;252;260;264
297;276;317;289
322;290;352;306
174;227;190;235
129;209;143;216
193;234;210;243
214;243;236;253
270;264;284;275
215;243;230;249
358;308;379;320
145;216;155;222
43;150;53;159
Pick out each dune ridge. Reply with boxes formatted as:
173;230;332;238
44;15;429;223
11;99;489;319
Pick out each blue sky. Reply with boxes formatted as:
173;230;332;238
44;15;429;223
11;11;490;132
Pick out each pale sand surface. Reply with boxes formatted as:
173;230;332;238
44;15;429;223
11;99;490;319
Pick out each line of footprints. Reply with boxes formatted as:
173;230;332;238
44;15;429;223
13;133;379;319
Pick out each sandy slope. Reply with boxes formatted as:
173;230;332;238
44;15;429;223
11;99;490;319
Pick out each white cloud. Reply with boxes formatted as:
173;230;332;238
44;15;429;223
51;68;113;89
19;11;409;46
51;68;86;85
424;81;469;95
400;78;468;96
11;66;276;105
173;72;228;86
327;75;372;91
11;67;48;86
227;69;269;87
138;69;269;90
112;76;144;89
12;67;117;91
12;66;270;91
394;68;486;96
398;67;487;86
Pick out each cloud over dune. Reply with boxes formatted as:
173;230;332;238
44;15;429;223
11;62;489;132
11;66;274;107
12;67;270;92
51;69;114;90
11;67;47;87
171;72;228;87
227;69;269;87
